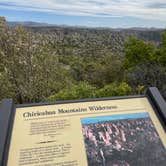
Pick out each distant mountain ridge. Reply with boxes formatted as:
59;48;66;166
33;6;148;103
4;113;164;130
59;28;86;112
7;21;53;27
7;21;164;31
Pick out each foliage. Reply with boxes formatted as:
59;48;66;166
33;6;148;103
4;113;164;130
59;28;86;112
123;32;166;98
124;37;155;68
155;30;166;65
0;17;72;103
126;63;166;97
48;82;96;101
95;82;132;98
0;17;165;103
48;82;132;101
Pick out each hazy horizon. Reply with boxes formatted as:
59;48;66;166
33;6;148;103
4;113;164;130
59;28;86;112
0;0;166;28
4;19;165;29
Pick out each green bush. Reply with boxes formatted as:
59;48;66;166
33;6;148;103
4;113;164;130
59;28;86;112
124;37;155;68
48;82;133;101
95;82;132;97
48;82;97;101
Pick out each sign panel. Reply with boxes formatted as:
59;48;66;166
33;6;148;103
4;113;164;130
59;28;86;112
7;97;166;166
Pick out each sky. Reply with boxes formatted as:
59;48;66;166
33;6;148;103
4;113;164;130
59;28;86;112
81;112;149;124
0;0;166;28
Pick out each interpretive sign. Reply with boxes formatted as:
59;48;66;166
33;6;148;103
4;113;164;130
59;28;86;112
0;87;166;166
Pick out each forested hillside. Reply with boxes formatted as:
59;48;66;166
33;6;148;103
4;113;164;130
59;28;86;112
0;17;166;103
28;26;164;57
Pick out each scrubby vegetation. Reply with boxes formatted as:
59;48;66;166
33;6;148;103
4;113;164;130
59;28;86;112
0;17;165;103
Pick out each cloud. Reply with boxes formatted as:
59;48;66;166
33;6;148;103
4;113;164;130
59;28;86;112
147;2;166;9
0;0;166;21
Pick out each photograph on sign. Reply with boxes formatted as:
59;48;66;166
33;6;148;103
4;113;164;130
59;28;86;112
82;112;166;166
